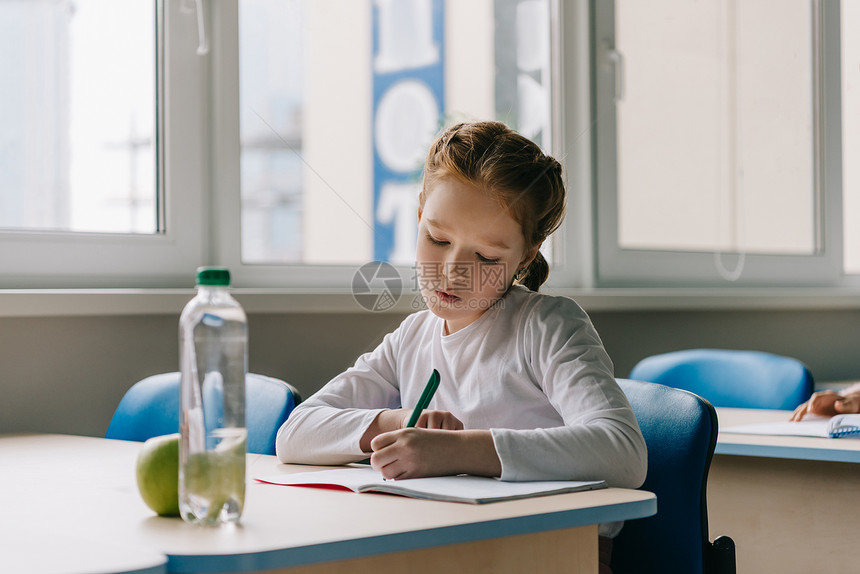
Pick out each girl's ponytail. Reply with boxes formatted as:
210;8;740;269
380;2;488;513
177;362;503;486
517;251;550;292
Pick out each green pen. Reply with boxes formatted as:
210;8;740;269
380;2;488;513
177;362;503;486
406;369;441;428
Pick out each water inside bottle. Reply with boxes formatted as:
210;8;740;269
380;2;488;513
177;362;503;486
180;426;247;525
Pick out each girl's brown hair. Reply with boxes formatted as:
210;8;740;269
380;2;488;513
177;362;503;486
420;121;566;291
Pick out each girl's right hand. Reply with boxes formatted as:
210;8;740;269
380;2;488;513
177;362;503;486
791;390;860;421
369;427;500;480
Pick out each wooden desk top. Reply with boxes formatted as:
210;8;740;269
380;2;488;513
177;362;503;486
0;434;655;574
0;524;167;574
715;407;860;463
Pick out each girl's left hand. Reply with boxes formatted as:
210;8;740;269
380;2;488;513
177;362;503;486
410;409;464;430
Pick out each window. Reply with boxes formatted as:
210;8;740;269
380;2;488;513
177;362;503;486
218;0;557;287
594;0;849;286
1;0;155;234
842;0;860;274
0;0;205;288
5;0;856;293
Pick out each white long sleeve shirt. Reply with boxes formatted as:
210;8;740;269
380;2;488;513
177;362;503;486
277;285;647;493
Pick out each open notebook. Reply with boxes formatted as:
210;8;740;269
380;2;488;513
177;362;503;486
256;468;606;504
721;413;860;439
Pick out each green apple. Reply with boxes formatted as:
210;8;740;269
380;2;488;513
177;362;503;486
136;433;180;517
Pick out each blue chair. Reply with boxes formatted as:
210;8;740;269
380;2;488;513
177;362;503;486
629;349;813;410
612;379;735;574
105;372;301;455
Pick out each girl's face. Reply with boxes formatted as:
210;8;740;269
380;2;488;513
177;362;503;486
416;176;536;334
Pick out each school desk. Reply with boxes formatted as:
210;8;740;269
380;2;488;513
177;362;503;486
709;407;860;574
0;434;656;574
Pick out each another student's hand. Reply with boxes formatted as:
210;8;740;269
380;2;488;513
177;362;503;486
790;390;860;421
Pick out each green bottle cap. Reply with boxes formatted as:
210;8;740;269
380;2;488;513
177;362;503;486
196;267;231;287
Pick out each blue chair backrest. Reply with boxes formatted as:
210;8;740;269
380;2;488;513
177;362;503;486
612;379;717;574
105;372;298;455
629;349;813;410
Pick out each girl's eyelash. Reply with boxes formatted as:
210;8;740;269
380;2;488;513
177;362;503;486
427;233;499;264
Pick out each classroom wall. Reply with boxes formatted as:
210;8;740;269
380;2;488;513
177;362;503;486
2;306;860;437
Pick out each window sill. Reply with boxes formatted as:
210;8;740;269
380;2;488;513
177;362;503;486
3;287;860;318
0;288;412;318
545;287;860;312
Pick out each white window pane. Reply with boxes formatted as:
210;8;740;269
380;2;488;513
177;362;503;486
237;0;553;266
0;0;157;234
615;0;815;256
843;0;860;274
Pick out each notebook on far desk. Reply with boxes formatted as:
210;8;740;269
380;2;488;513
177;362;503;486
721;413;860;439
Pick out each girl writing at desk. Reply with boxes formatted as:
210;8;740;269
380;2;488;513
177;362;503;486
277;122;647;540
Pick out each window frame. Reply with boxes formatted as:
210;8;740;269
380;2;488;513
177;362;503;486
592;0;845;288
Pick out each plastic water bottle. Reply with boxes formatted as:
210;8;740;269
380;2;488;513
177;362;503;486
178;267;247;525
